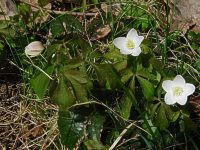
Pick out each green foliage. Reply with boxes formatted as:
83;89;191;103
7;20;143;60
64;66;92;102
154;103;169;130
90;63;121;89
50;14;83;37
3;0;200;149
0;20;16;37
118;95;133;119
137;76;155;101
58;110;84;149
31;65;54;99
52;76;75;110
87;114;105;141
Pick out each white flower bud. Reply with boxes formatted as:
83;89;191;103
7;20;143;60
25;41;44;57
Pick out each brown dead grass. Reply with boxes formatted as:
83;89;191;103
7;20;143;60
0;83;61;150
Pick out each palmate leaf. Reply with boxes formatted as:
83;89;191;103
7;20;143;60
58;111;84;149
90;63;121;89
64;66;92;103
31;65;54;99
87;114;105;141
118;94;133;119
137;76;155;101
65;58;84;70
52;76;75;110
85;113;108;150
154;103;169;130
50;14;83;37
68;77;89;103
58;110;107;149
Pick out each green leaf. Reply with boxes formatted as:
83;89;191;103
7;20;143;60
90;63;121;89
91;0;99;4
195;59;200;71
50;14;83;37
154;104;169;130
142;118;160;140
105;46;126;61
137;68;157;81
0;26;16;37
75;37;92;57
52;76;75;110
31;65;54;99
84;140;109;150
65;70;89;84
170;111;180;122
150;58;164;73
113;60;127;72
70;78;89;102
121;68;133;83
0;42;4;50
58;110;84;148
119;95;132;119
149;103;160;119
87;114;105;141
0;21;8;29
64;68;92;103
140;134;154;149
179;114;197;132
137;76;155;101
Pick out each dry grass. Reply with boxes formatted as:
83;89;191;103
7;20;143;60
0;82;61;150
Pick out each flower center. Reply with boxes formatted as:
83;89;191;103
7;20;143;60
126;39;135;49
173;87;184;96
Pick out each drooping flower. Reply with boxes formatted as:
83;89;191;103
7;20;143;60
162;75;195;105
25;41;44;57
113;28;144;56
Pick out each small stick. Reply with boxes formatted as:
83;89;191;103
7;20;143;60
18;0;98;16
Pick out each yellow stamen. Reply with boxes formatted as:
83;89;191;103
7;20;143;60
126;39;135;49
173;87;184;96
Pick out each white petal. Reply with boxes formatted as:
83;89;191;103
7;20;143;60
113;37;127;50
25;41;44;51
133;36;144;47
127;28;138;39
176;95;188;105
173;75;185;86
184;83;195;96
25;41;44;57
25;50;42;57
164;92;176;105
120;48;133;55
131;47;141;56
162;80;174;92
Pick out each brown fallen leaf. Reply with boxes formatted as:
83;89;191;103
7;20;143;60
101;2;121;16
22;124;44;138
31;125;44;137
91;24;111;41
170;20;195;34
0;0;18;20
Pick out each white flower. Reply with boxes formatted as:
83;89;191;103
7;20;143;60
162;75;195;105
113;28;144;56
25;41;44;57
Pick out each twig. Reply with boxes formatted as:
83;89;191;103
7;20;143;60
109;122;135;150
18;0;98;16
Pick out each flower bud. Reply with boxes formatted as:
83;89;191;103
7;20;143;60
25;41;44;57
